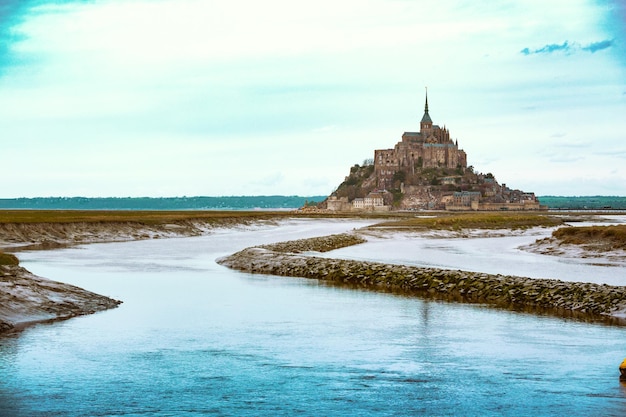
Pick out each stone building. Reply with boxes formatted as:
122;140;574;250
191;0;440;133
352;191;389;211
326;196;351;211
453;191;481;208
374;94;467;189
446;190;542;211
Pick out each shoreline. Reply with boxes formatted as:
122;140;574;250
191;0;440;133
0;214;290;335
0;265;122;335
0;216;288;252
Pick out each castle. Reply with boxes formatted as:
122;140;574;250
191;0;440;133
374;93;467;189
326;92;542;211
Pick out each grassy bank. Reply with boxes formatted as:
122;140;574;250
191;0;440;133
0;251;19;266
369;212;564;231
553;225;626;251
0;210;299;225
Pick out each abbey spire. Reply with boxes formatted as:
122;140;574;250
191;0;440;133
420;89;433;134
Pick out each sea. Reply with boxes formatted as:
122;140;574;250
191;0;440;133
1;217;626;416
0;196;327;211
0;195;625;210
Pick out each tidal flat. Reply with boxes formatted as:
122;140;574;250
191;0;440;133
2;216;626;416
1;211;626;332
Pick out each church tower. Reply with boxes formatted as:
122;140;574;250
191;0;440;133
420;90;433;136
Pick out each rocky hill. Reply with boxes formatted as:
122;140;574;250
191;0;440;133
328;162;539;211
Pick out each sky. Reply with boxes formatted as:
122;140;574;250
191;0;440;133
0;0;625;198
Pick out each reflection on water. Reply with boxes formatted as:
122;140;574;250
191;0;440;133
1;219;626;416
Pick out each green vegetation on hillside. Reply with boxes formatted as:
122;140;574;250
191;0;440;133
333;162;377;201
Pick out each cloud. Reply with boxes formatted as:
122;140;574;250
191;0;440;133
0;1;29;74
592;148;626;158
581;39;614;53
548;154;585;163
522;41;572;55
1;0;625;197
520;39;614;55
552;138;591;149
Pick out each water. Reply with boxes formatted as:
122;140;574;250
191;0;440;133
2;196;625;210
0;196;326;210
324;228;626;286
1;219;626;416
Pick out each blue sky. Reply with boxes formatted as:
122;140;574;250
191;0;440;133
1;0;624;197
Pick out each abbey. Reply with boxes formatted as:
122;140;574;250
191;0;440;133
374;93;467;189
325;91;543;211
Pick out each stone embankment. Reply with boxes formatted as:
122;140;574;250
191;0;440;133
218;233;626;323
258;233;367;253
0;265;122;334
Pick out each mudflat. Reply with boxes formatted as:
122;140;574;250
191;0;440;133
2;210;625;333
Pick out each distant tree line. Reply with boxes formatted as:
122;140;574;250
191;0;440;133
538;196;626;210
0;196;328;210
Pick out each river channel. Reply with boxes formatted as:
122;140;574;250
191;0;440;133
1;218;625;416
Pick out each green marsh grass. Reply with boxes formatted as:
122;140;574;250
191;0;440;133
0;210;297;225
0;251;19;266
369;212;564;231
553;225;626;250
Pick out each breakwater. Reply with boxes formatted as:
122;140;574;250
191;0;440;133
218;233;626;323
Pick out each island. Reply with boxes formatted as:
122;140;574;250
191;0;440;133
326;92;544;212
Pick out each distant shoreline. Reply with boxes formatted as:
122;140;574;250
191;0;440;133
0;196;328;211
0;195;625;211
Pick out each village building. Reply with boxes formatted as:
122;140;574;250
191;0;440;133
350;191;388;211
450;191;481;210
352;198;365;209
